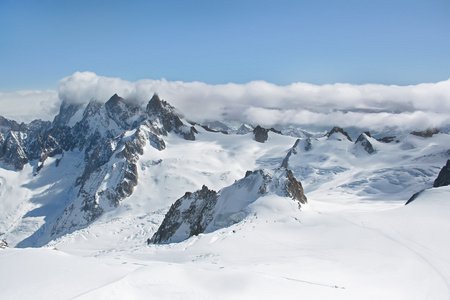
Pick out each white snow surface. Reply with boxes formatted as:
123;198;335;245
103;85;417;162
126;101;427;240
1;127;450;299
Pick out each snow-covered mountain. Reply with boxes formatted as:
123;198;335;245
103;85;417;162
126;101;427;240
149;167;307;244
1;93;450;299
0;94;198;246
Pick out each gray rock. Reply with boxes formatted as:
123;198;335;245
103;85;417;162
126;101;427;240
149;167;307;244
433;160;450;188
326;126;352;142
253;125;269;143
355;132;376;154
411;128;440;138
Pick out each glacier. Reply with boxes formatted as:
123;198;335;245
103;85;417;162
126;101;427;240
0;93;450;299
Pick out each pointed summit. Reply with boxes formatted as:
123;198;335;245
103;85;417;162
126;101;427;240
105;93;121;106
146;93;163;115
105;94;145;130
354;132;376;154
326;126;352;142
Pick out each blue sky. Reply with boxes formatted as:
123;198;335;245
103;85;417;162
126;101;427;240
1;0;450;91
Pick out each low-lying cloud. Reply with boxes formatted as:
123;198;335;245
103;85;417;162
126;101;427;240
2;71;450;131
0;89;59;123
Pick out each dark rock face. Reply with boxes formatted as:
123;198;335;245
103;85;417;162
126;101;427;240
105;94;146;130
411;128;440;138
284;169;308;204
355;132;376;154
149;185;219;244
377;136;398;143
326;126;352;142
433;160;450;188
0;132;28;170
149;167;307;244
146;94;197;141
405;190;424;205
0;116;22;133
269;128;282;134
406;159;450;205
253;125;269;143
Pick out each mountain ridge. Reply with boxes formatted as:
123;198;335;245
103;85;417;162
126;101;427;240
0;94;449;248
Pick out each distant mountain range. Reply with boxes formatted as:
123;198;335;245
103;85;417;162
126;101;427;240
0;94;449;247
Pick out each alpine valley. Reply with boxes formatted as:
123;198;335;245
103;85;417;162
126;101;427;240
1;93;450;299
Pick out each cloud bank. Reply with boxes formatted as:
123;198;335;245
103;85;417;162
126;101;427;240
2;71;450;131
0;89;59;123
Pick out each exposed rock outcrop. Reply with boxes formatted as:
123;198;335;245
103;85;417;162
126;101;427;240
1;93;200;238
411;128;440;138
253;125;269;143
149;185;219;244
51;94;196;235
433;160;450;188
0;239;8;249
406;160;450;205
377;136;398;143
354;132;376;154
326;126;352;142
149;167;307;244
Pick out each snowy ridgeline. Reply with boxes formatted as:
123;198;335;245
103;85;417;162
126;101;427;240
149;168;307;244
0;94;450;299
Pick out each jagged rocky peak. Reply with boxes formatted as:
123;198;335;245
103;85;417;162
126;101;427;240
105;94;146;130
0;116;22;133
149;185;219;244
149;167;307;244
27;119;51;133
354;131;376;154
145;93;197;141
242;168;307;205
146;93;164;115
433;160;450;188
326;126;352;142
410;128;441;138
253;125;269;143
0;131;28;170
52;100;84;128
237;124;254;135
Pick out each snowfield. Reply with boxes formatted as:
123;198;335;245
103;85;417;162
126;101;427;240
1;124;450;299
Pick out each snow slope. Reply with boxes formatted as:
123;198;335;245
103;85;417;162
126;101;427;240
1;100;450;299
1;186;449;299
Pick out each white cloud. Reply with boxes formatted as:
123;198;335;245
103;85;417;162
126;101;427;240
2;71;450;131
0;89;59;123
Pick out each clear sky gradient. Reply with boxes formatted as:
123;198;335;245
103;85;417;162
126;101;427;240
1;0;449;90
